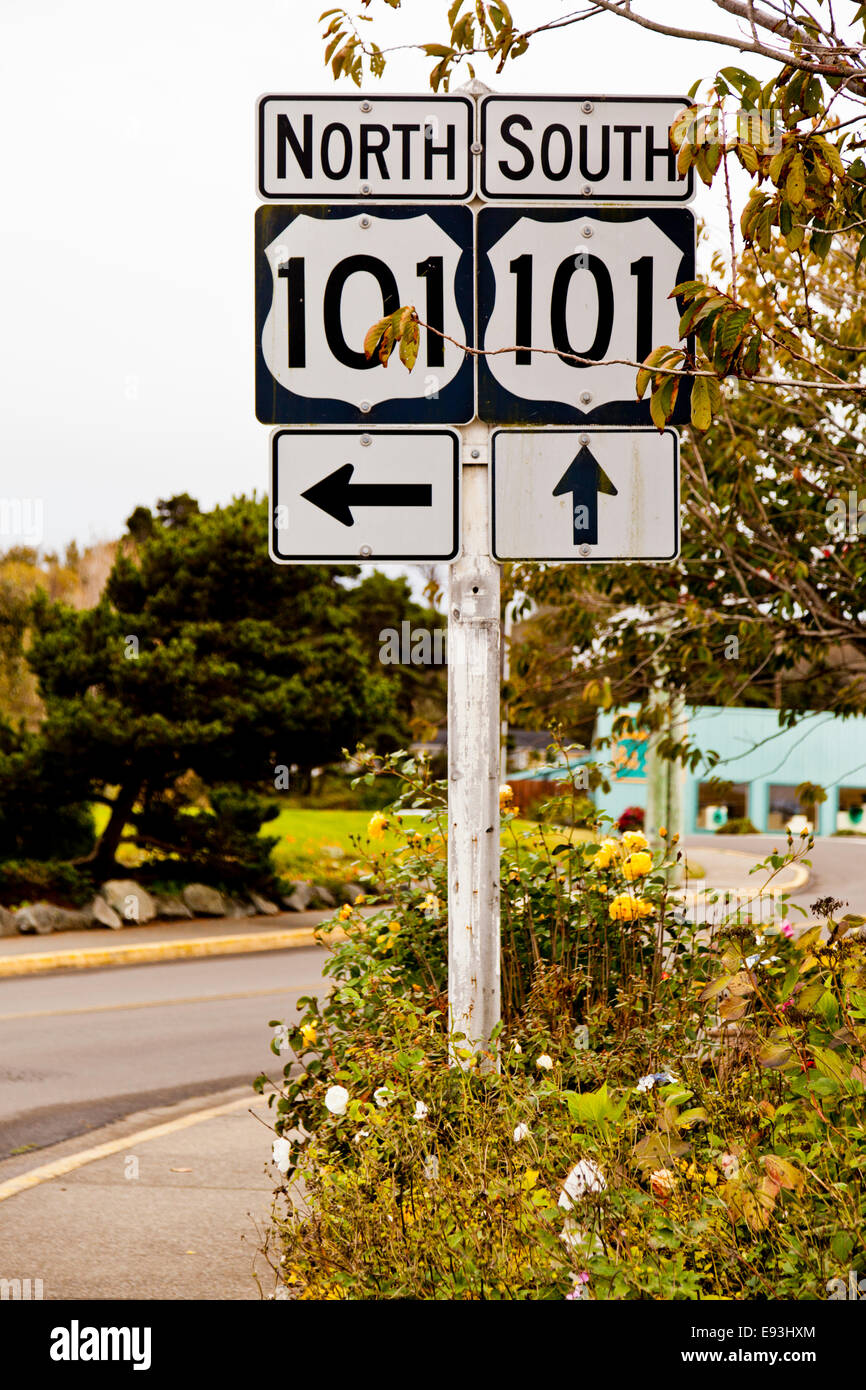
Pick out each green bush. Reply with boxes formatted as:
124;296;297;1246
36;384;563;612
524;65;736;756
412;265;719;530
258;755;864;1300
0;860;94;907
715;817;759;835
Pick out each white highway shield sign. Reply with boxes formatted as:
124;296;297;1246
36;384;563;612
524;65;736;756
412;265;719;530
477;207;694;427
480;96;693;202
271;429;460;563
491;428;679;562
258;95;474;201
256;204;474;425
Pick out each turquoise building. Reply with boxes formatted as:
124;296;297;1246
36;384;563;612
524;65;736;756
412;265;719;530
592;706;866;837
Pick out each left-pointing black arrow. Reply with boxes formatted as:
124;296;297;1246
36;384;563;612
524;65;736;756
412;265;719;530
552;445;618;547
301;464;433;528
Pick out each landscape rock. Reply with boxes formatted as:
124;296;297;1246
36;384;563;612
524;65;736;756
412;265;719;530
321;845;345;860
15;903;91;934
152;894;194;921
310;884;337;908
248;891;279;916
340;883;366;905
0;904;19;937
182;883;227;917
224;897;257;919
101;880;157;925
282;881;314;912
91;895;123;930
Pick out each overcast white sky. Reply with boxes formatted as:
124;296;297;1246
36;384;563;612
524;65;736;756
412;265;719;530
0;0;765;557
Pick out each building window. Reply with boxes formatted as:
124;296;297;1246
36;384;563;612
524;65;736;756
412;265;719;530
768;785;815;833
838;788;866;833
696;781;747;830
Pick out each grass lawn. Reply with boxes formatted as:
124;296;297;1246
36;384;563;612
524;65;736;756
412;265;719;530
89;802;596;882
268;807;593;879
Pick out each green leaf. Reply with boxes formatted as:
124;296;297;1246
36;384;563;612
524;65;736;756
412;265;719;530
690;374;712;432
758;1040;795;1069
786;152;806;204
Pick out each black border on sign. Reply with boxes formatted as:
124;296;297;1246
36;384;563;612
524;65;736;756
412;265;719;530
270;427;461;563
479;95;694;203
258;94;475;201
255;203;476;425
476;205;695;427
489;426;680;563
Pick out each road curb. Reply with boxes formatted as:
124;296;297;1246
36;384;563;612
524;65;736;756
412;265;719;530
0;925;346;979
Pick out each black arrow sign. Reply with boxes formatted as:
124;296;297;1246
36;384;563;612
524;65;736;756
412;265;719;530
552;445;618;547
301;463;433;528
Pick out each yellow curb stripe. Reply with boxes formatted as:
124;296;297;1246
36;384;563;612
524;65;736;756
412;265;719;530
0;1094;268;1204
0;926;346;979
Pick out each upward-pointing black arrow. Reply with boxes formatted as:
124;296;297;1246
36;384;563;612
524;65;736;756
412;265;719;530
552;445;618;547
301;463;433;528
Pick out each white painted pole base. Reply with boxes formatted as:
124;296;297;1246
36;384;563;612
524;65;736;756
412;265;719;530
447;455;501;1062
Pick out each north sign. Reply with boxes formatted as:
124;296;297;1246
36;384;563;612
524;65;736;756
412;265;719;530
490;427;679;562
257;95;474;201
479;96;693;202
477;206;695;426
270;428;460;562
255;204;474;425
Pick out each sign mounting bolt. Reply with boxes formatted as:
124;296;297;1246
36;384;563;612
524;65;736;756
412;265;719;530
578;434;589;445
359;400;372;413
360;100;372;112
470;448;480;459
360;545;372;557
581;225;593;238
581;184;592;196
360;183;372;195
359;215;372;229
579;544;591;556
471;141;483;154
582;100;594;114
360;433;372;446
580;391;593;405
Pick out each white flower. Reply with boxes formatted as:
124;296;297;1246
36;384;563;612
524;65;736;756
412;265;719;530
513;1123;531;1143
513;896;528;910
324;1084;349;1116
635;1070;679;1092
273;1026;291;1053
423;1154;440;1181
559;1159;607;1209
718;1152;740;1181
559;1218;604;1253
512;1042;522;1055
352;1127;370;1145
272;1137;292;1173
537;1053;554;1071
413;1100;429;1121
373;1085;394;1109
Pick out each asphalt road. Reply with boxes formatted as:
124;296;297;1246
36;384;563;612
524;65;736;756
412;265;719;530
0;946;329;1161
686;832;866;918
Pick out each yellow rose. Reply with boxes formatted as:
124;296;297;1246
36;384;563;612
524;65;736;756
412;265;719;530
622;830;649;853
338;903;353;920
387;920;401;935
591;838;620;871
609;893;654;922
623;850;652;881
499;784;514;810
300;1022;317;1048
368;812;389;840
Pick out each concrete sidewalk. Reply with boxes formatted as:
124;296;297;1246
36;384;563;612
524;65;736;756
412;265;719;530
0;1087;281;1299
0;910;344;978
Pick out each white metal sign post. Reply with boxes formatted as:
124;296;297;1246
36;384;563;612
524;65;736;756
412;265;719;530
448;431;501;1056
